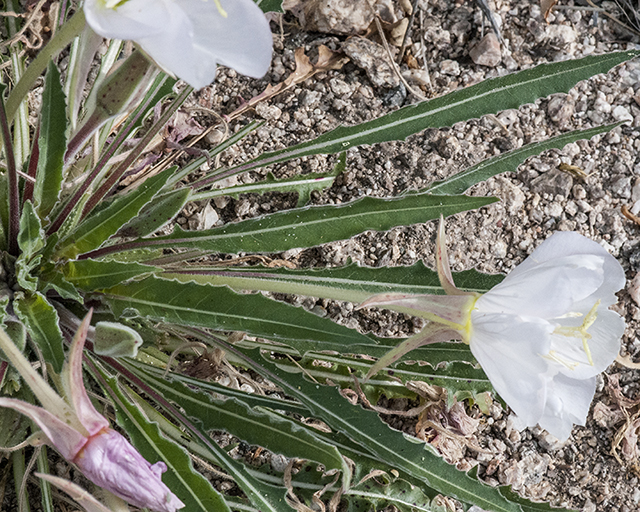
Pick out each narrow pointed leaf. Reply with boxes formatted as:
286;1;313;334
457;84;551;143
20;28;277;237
164;263;504;304
426;123;622;195
99;364;291;512
126;360;349;481
195;51;639;181
191;170;339;206
63;259;159;291
13;292;65;372
100;194;495;256
246;351;538;512
34;61;67;218
271;350;492;396
100;276;375;350
58;167;175;259
128;359;306;414
117;187;190;238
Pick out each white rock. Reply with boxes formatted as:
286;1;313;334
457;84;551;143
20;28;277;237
612;105;633;123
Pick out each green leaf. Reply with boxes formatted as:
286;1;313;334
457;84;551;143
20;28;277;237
102;364;292;512
191;152;345;207
195;51;639;181
128;359;306;414
102;373;229;512
127;360;350;481
40;270;83;302
34;61;67;218
119;194;495;255
191;170;339;207
247;351;534;512
426;123;622;195
15;254;41;292
117;187;190;238
13;292;64;372
272;352;492;397
499;487;579;512
100;276;376;350
57;167;175;258
17;200;44;259
240;336;480;366
62;259;159;291
166;263;504;305
256;0;284;13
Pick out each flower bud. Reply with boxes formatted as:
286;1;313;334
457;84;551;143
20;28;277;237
74;428;185;512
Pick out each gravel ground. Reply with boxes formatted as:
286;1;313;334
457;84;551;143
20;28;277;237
176;1;640;510
3;0;640;510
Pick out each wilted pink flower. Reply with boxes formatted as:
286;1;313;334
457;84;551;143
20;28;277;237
0;312;184;512
75;428;183;511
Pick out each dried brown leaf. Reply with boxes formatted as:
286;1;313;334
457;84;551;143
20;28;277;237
541;0;558;22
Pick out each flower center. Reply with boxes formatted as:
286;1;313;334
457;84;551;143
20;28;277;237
103;0;127;9
551;299;601;366
458;295;479;344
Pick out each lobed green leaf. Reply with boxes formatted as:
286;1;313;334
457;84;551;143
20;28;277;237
100;276;375;350
194;51;639;183
109;194;496;256
426;123;623;195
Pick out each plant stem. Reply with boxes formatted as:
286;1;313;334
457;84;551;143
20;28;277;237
81;84;192;218
4;10;86;125
47;74;170;235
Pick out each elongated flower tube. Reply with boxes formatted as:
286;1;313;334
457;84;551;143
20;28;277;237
0;313;184;512
361;220;626;441
83;0;273;89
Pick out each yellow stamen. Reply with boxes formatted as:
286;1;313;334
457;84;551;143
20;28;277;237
212;0;228;18
104;0;126;9
552;299;601;366
543;350;579;370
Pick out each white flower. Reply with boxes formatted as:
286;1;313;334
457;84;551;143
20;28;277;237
361;223;626;441
469;231;625;440
83;0;273;89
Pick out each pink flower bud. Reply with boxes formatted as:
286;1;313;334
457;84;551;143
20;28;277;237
74;428;185;512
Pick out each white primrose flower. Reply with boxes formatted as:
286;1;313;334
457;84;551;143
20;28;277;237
83;0;273;89
361;221;626;441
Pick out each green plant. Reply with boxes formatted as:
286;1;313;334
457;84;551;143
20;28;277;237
0;3;637;511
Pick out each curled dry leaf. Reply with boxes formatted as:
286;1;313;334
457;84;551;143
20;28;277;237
622;204;640;227
541;0;558;22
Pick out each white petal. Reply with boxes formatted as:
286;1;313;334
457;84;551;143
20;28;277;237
536;374;596;441
469;312;552;425
187;0;273;78
478;254;605;319
138;0;272;88
509;231;625;300
84;0;273;89
84;0;176;40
